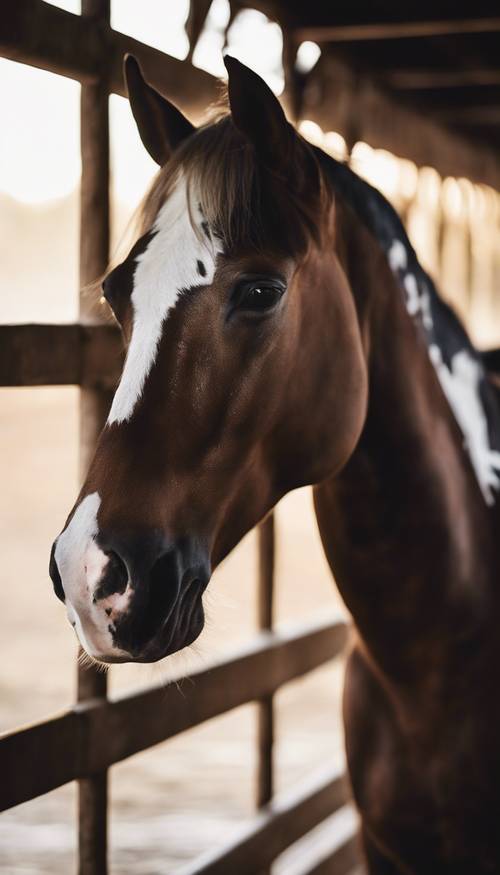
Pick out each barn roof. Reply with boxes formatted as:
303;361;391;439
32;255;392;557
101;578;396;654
200;1;500;187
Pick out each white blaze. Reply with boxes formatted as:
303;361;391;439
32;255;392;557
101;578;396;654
108;174;222;425
54;492;128;658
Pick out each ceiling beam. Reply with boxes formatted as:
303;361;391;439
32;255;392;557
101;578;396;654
295;17;500;43
437;107;500;125
384;69;500;90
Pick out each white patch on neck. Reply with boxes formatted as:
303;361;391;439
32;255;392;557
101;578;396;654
108;174;222;425
429;346;500;505
388;239;407;272
387;237;500;505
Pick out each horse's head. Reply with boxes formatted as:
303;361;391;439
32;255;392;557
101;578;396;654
50;55;367;663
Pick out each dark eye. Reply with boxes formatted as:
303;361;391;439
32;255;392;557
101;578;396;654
234;280;286;314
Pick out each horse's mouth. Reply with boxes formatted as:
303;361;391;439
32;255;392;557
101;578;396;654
103;577;206;663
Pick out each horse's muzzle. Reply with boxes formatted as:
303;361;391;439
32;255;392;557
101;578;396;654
50;528;211;663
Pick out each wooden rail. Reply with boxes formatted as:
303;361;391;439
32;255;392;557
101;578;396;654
0;323;123;388
0;617;348;812
176;767;351;875
306;836;360;875
1;0;218;119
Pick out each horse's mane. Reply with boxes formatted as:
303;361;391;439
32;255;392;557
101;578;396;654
315;146;500;459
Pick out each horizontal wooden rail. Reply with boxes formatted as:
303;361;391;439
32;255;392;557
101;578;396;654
1;0;218;118
0;323;123;389
305;835;360;875
176;767;352;875
0;616;348;811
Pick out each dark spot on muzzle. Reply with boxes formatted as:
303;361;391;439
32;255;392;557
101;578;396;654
49;541;65;603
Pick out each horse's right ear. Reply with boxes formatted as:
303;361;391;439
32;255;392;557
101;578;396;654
124;54;195;166
224;55;294;171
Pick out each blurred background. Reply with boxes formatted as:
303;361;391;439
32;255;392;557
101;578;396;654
1;1;500;873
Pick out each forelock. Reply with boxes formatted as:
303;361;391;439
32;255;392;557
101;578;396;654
138;113;328;256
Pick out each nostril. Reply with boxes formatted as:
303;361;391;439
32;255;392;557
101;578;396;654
148;551;181;624
94;550;129;600
49;542;65;603
115;551;181;653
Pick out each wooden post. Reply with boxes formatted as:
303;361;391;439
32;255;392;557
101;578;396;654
77;2;111;874
256;512;276;810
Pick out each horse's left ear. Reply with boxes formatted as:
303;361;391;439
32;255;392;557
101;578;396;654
224;55;294;170
124;54;195;166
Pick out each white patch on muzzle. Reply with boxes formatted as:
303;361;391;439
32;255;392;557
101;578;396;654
54;492;129;659
107;173;222;425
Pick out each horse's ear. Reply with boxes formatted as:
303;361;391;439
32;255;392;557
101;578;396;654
124;54;195;166
224;55;293;170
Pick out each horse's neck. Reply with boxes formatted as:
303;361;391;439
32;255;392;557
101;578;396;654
314;204;495;684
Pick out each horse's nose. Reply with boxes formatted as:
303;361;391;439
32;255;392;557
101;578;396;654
50;518;210;662
91;533;210;661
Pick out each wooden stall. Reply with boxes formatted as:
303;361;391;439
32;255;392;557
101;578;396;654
1;1;499;873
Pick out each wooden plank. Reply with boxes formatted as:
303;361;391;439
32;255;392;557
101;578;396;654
0;324;81;385
383;69;500;90
0;324;123;388
177;766;350;875
77;3;111;873
256;513;276;809
295;17;500;43
0;617;348;811
0;0;102;82
305;835;360;875
0;0;218;119
437;107;500;125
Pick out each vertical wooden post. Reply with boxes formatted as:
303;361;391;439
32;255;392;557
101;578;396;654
78;2;111;874
256;512;276;810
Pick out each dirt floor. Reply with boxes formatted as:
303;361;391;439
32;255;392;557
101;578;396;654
0;387;358;874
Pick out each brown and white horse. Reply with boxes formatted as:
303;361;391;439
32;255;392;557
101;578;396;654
50;55;500;873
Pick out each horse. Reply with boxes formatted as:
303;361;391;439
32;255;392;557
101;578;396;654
49;54;500;873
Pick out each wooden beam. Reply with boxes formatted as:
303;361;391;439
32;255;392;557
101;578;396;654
304;835;360;875
256;513;276;813
438;107;500;124
0;324;123;388
0;617;348;811
176;767;351;875
78;2;111;873
295;17;500;43
0;0;218;120
383;69;500;90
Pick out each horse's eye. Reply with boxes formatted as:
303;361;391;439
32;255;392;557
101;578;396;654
237;283;285;312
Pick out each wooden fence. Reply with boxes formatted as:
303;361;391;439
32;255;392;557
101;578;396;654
0;3;359;873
